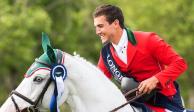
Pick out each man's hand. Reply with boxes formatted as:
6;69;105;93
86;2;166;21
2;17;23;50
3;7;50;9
138;76;159;94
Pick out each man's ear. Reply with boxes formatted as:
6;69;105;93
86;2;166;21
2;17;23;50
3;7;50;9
113;19;120;28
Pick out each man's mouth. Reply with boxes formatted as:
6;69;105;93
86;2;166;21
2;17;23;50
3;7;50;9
99;34;105;38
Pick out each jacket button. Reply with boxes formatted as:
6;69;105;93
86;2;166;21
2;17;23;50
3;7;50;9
165;79;172;88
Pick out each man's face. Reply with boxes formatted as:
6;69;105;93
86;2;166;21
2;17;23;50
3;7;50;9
94;15;116;44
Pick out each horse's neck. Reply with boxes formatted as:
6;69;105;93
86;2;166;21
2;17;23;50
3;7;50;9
65;55;134;112
66;81;88;112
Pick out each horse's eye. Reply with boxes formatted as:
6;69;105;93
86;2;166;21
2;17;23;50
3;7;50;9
33;76;43;83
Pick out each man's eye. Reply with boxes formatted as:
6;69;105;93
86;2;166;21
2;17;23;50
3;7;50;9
98;25;103;28
97;24;104;28
33;76;44;83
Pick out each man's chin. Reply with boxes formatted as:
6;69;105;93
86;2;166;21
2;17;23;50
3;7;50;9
102;40;109;45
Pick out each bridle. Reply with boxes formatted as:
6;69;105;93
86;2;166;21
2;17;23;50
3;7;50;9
10;58;53;112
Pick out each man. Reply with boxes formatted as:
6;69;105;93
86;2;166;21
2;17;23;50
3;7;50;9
93;4;192;112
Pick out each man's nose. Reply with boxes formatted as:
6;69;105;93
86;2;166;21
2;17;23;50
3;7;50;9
96;28;101;35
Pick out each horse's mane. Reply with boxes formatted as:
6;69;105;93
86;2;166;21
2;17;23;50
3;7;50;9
69;52;115;87
72;53;101;74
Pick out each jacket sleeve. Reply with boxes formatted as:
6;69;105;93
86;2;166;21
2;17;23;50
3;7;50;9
148;33;187;89
97;53;112;79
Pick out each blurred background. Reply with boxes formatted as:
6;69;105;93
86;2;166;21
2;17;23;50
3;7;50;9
0;0;193;111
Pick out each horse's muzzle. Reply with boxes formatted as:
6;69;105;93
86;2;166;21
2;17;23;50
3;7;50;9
21;106;40;112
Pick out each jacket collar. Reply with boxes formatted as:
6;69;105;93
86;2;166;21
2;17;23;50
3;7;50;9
112;29;128;54
110;28;137;68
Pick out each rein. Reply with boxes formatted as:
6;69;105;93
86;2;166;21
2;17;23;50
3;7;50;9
109;88;144;112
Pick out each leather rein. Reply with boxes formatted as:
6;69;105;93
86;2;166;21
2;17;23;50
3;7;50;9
109;88;144;112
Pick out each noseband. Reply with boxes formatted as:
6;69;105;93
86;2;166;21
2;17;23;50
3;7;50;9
10;58;52;112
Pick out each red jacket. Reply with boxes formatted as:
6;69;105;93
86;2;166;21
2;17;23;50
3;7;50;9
98;31;187;96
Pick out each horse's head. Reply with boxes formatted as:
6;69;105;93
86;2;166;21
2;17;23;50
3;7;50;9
8;33;69;112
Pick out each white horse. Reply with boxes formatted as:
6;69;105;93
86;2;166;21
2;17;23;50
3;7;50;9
0;34;139;112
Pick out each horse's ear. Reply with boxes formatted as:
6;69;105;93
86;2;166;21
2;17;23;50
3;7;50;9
47;45;57;64
41;32;57;63
42;32;51;53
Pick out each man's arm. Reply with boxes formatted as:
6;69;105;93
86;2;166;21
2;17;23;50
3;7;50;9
138;33;187;94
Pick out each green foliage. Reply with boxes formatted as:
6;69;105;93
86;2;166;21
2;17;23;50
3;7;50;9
0;0;194;109
0;0;51;104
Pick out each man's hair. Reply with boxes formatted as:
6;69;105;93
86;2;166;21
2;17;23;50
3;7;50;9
93;4;125;28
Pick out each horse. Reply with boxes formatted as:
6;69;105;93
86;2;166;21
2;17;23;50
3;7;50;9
0;33;139;112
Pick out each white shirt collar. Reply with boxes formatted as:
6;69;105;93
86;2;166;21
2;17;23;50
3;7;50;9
112;29;128;52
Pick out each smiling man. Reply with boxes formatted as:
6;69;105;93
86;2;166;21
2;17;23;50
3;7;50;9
93;4;193;112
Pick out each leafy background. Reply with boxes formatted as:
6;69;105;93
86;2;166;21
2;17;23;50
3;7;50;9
0;0;193;111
